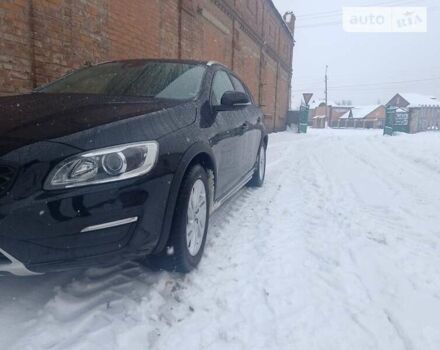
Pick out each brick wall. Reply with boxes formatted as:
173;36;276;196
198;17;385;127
0;0;33;95
0;0;295;132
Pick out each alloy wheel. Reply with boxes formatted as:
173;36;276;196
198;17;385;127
259;146;266;181
186;179;207;256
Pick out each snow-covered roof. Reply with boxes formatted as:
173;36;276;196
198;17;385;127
313;115;326;119
353;105;383;119
339;105;383;119
398;93;440;108
396;107;408;113
339;111;351;119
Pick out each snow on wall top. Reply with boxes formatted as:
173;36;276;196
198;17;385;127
399;93;440;107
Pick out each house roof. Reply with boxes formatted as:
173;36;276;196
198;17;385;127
396;107;408;113
339;111;351;119
339;105;383;119
398;93;440;107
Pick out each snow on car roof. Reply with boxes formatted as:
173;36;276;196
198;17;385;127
399;93;440;107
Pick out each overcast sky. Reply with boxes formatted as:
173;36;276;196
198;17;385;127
272;0;440;107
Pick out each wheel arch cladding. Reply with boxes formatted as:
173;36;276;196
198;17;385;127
263;135;269;148
153;142;217;254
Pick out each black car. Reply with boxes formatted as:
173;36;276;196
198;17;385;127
0;59;267;276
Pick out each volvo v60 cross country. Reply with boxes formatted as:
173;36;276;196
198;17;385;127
0;59;268;276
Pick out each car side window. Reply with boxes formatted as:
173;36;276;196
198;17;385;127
211;70;235;106
230;75;253;104
230;75;246;94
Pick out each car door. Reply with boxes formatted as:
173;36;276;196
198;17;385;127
209;70;246;200
229;74;262;176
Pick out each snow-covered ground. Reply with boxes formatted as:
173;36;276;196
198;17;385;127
1;128;440;350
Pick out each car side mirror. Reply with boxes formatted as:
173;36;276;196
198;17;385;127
221;91;250;107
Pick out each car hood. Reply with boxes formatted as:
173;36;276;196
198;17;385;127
0;93;195;156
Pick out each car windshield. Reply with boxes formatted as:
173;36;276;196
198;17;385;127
37;62;206;100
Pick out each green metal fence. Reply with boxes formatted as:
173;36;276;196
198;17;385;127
299;105;309;134
384;106;396;136
384;106;410;135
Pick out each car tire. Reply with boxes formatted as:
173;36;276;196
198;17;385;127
248;143;266;188
149;164;210;273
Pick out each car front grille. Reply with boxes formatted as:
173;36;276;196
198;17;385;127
0;164;17;196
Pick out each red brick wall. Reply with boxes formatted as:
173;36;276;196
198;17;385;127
261;53;277;129
108;0;160;60
365;106;386;120
197;2;234;66
276;67;289;131
31;0;110;86
0;0;33;95
0;0;294;132
233;28;260;99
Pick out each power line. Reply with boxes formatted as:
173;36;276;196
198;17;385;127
292;77;440;93
300;86;439;95
294;65;440;81
296;21;341;29
329;77;440;89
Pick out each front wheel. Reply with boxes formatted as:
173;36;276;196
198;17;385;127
149;165;210;273
248;144;266;187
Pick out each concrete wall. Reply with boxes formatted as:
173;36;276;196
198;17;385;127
409;107;440;133
0;0;295;132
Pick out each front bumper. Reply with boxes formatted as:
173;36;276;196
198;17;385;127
0;174;173;275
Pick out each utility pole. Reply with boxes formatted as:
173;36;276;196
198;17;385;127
325;65;329;127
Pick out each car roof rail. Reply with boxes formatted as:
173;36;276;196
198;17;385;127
206;61;228;68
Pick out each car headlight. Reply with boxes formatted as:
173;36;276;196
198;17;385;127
44;141;159;190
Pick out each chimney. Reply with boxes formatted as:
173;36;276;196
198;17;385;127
283;11;296;33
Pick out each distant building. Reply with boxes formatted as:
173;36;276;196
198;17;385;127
312;114;326;128
308;99;336;127
330;106;352;125
386;93;440;133
308;100;386;129
332;105;386;129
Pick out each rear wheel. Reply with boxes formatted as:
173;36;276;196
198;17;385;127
149;165;210;273
248;144;266;187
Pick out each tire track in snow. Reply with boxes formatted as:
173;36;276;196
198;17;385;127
305;132;440;350
2;129;440;350
8;132;304;350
